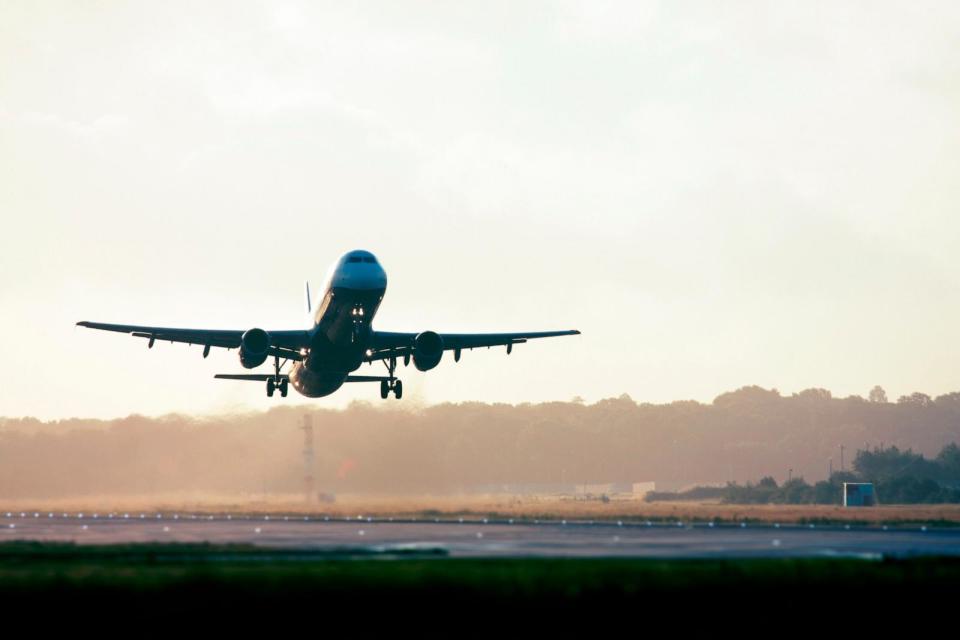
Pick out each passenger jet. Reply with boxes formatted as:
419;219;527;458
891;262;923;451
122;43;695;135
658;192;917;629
77;250;580;399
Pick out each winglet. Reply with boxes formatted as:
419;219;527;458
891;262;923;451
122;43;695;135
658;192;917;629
305;281;312;314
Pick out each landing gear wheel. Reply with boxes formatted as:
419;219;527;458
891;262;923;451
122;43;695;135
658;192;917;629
380;380;389;399
266;379;275;398
394;379;403;399
279;379;288;397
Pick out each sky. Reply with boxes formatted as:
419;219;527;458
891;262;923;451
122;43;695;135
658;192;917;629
1;1;959;420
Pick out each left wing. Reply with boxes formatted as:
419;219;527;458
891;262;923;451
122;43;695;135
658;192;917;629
367;329;580;361
76;321;309;360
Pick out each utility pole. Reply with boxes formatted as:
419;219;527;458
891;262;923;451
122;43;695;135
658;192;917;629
302;414;315;503
829;457;833;479
788;468;793;482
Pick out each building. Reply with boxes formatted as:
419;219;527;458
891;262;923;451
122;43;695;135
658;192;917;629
843;482;876;507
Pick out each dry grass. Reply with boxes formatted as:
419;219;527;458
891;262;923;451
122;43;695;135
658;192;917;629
4;493;960;524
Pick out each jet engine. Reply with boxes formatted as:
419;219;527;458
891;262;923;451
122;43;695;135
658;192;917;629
412;331;444;371
239;328;271;368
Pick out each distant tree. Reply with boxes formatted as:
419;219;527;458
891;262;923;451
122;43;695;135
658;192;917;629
897;392;933;406
877;476;944;504
795;388;832;402
935;392;960;410
936;444;960;486
854;446;938;482
713;386;781;407
780;477;813;503
758;476;778;488
829;471;859;484
868;385;888;403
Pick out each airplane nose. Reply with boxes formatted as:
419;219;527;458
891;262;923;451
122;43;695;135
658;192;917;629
337;263;387;290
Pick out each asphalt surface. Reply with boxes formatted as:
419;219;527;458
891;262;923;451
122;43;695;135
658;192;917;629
4;511;960;558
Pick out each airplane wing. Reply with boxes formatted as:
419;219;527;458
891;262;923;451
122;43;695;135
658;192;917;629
76;321;310;360
367;329;580;360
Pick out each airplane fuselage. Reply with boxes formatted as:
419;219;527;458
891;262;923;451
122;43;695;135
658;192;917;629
289;250;387;397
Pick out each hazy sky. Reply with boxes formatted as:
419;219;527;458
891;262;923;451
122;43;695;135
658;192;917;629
2;2;958;419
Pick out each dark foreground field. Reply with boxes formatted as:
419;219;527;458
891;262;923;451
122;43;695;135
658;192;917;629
1;542;953;631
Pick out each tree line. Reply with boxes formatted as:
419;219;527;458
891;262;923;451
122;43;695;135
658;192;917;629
649;443;960;504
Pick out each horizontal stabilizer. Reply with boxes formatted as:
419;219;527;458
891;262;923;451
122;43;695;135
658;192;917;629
216;373;391;383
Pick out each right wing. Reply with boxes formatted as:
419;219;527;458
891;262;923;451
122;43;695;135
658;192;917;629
76;321;310;360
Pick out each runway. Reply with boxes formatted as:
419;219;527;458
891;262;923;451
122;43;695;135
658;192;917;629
5;511;960;558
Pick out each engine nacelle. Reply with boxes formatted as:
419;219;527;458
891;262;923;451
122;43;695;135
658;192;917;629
239;328;271;369
413;331;444;371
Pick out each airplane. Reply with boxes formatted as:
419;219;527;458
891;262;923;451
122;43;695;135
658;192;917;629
77;249;580;399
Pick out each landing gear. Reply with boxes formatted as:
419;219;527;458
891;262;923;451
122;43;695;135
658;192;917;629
379;356;403;399
265;354;289;398
379;378;402;399
266;377;289;397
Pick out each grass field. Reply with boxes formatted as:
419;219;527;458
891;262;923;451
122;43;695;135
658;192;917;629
6;494;960;526
0;541;953;630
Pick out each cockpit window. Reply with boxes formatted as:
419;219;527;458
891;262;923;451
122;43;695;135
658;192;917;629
363;257;376;263
347;256;363;263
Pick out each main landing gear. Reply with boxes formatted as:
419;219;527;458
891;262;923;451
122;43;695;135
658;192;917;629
379;356;402;399
266;377;288;398
265;354;288;398
380;378;402;399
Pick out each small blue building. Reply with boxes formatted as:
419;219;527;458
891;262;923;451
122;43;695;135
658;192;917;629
843;482;876;507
